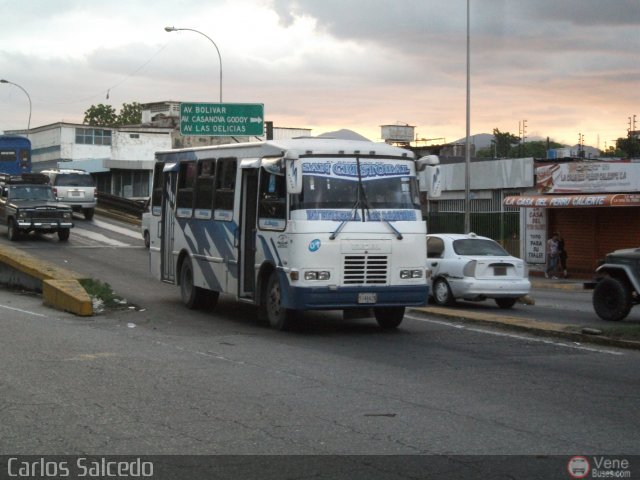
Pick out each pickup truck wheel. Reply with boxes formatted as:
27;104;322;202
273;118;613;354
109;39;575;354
83;208;95;220
58;228;70;241
593;277;632;321
7;219;20;241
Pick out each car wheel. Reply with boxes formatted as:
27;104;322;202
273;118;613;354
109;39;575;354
180;257;218;310
7;219;20;241
593;277;632;321
57;228;70;241
265;271;296;330
495;297;517;309
433;278;455;306
374;307;405;329
83;208;95;220
143;231;150;249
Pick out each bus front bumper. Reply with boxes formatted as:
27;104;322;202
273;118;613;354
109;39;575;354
283;284;429;310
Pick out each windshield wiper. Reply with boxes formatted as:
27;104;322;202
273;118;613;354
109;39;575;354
330;197;360;240
330;155;403;240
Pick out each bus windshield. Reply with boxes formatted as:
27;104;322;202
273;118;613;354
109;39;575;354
290;157;420;211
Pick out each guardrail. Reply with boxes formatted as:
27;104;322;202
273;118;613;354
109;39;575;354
97;193;147;218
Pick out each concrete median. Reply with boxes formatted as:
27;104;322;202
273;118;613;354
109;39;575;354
0;244;93;316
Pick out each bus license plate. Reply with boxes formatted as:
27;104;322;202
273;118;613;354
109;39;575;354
358;293;377;304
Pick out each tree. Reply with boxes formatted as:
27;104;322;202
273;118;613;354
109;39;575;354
83;102;142;127
493;128;521;158
117;102;142;126
83;104;118;126
616;136;640;158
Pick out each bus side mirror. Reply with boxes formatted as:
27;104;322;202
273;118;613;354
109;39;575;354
285;151;302;194
416;155;442;198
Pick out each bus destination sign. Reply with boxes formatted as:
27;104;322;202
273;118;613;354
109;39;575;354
180;102;264;136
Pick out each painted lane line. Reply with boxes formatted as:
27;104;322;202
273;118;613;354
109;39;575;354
91;218;142;239
406;314;624;356
0;304;47;317
70;228;131;246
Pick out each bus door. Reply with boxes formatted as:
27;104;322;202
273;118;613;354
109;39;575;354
239;165;259;298
161;163;178;283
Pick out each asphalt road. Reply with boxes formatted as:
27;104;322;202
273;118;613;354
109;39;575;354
1;215;639;464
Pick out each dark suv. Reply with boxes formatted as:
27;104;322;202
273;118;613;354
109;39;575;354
0;173;74;241
585;247;640;321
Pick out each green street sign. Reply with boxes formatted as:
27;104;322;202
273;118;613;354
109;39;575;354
180;102;264;136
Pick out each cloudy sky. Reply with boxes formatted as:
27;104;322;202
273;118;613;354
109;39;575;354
1;0;638;148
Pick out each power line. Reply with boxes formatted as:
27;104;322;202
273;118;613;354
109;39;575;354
35;42;170;106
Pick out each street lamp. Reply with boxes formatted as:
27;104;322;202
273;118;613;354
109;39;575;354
1;79;32;137
164;26;223;103
464;0;471;233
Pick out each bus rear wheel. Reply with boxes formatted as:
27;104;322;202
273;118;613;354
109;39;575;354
265;272;295;330
180;258;218;310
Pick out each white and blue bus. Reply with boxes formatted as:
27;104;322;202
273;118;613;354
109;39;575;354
149;138;439;330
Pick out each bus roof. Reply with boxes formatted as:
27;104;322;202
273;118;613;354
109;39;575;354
0;134;31;145
155;137;415;160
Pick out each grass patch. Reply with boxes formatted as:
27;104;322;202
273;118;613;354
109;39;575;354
599;325;640;342
79;278;127;310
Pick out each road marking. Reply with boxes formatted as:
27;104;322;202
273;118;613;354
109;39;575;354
71;228;131;246
406;314;624;356
91;219;142;239
0;303;47;317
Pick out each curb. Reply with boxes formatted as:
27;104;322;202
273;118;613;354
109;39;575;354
0;244;93;316
411;306;640;351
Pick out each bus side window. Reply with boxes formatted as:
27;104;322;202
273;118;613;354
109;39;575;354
214;157;236;218
194;159;215;219
176;161;196;218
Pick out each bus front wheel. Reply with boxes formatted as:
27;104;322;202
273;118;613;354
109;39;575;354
265;272;296;330
374;307;405;329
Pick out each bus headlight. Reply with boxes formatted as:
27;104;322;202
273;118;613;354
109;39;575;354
304;271;330;281
400;269;424;279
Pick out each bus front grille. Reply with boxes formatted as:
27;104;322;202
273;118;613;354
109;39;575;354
343;255;388;284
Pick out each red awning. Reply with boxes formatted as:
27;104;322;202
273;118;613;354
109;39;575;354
503;193;640;208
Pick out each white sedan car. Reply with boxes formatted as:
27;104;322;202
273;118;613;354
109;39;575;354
426;233;531;308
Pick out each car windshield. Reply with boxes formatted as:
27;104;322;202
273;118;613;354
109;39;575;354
10;185;56;201
453;239;510;256
55;173;94;187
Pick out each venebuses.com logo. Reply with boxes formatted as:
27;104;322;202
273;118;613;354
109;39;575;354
567;456;632;478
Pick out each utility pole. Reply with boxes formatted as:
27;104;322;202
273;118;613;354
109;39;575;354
464;0;471;234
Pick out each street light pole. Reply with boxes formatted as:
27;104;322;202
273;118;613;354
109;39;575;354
165;26;223;103
1;79;32;137
464;0;471;233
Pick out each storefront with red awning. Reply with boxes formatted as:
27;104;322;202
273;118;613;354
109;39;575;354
504;190;640;275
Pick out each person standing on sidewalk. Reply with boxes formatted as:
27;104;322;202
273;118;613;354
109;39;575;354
545;232;559;279
557;232;568;277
